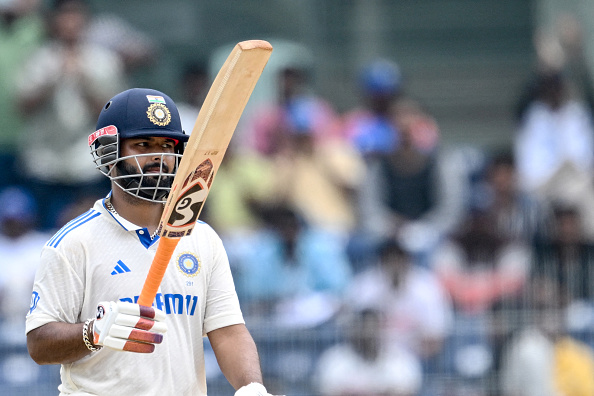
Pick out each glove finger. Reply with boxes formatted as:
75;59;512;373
115;313;167;333
109;324;164;344
116;301;166;322
103;336;155;353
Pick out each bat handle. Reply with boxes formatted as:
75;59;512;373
138;236;180;307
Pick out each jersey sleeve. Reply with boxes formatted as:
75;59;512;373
26;245;85;334
202;229;244;336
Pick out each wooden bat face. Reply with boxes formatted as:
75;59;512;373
138;40;272;307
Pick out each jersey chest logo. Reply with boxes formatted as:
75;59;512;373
176;252;201;277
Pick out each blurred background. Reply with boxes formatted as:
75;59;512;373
2;0;594;395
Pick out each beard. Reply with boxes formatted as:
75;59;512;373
115;159;174;201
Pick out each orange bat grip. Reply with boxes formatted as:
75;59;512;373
138;236;180;307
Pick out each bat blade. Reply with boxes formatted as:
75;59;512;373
138;40;272;307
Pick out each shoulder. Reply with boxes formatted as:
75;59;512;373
44;208;104;250
183;221;226;250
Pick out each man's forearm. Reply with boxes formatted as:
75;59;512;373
27;321;92;365
208;324;263;390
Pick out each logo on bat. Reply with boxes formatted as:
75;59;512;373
167;182;208;227
166;158;214;230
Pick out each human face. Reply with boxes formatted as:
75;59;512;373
119;137;177;173
114;137;178;202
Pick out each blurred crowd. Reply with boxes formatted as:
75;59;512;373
2;1;594;395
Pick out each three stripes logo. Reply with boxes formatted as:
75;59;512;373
111;260;131;276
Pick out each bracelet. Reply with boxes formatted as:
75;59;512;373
83;318;102;352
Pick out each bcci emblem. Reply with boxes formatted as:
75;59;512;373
147;103;171;126
177;252;201;277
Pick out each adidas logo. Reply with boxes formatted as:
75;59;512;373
111;260;131;275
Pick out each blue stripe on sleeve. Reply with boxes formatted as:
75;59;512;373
47;210;101;248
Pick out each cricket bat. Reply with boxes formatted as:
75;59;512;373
137;40;272;307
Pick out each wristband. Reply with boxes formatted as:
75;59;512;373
83;318;102;352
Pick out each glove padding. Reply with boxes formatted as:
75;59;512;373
92;301;167;353
234;383;281;396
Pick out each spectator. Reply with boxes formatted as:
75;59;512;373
16;0;126;229
342;58;403;157
0;187;49;345
430;208;532;315
243;65;364;234
532;203;594;307
346;239;453;362
499;276;594;396
514;14;594;239
514;70;594;193
0;0;43;187
229;204;352;327
472;149;552;244
204;142;277;236
269;124;365;234
355;99;466;263
84;11;158;73
246;65;343;157
316;307;422;396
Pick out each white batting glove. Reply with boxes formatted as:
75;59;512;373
234;383;281;396
92;301;167;353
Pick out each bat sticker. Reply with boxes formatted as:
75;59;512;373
167;181;208;227
166;158;214;230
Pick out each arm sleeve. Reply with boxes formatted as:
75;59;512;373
202;229;245;336
26;246;85;333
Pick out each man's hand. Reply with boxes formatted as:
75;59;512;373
92;301;167;353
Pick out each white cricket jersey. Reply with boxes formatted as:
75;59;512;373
26;197;245;396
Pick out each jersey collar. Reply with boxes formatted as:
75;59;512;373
96;194;160;248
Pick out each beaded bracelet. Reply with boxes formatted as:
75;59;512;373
83;318;102;352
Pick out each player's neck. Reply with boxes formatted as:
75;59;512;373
109;191;163;234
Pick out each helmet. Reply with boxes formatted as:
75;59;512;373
89;88;189;203
359;59;402;96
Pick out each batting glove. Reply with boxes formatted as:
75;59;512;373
92;301;167;353
234;383;280;396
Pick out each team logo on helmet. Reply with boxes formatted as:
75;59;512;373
147;103;171;126
176;252;201;277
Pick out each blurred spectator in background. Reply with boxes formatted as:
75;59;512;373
514;14;594;240
229;204;352;328
516;14;594;121
246;65;343;157
471;149;552;244
84;10;158;73
499;276;594;396
532;203;594;317
346;240;453;369
0;187;49;345
15;0;126;230
0;0;43;187
269;122;364;235
430;207;532;315
204;141;276;236
354;99;466;266
342;58;404;157
243;65;364;235
316;307;422;396
176;61;209;133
